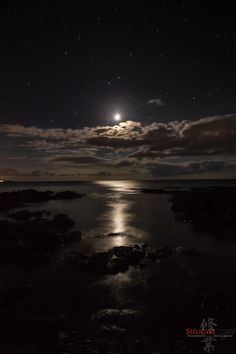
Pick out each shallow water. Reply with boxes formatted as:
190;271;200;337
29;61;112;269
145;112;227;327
1;180;236;258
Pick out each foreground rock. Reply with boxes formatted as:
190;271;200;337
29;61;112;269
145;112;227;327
147;245;172;260
141;186;236;240
0;189;83;211
66;245;146;274
140;188;172;194
8;209;49;220
0;213;81;267
174;246;199;256
91;308;138;321
171;187;236;240
66;244;199;274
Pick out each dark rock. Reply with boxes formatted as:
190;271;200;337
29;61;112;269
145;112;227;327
139;262;146;269
174;246;198;256
0;211;79;267
155;245;172;257
110;246;145;265
170;187;236;240
107;255;130;273
68;245;146;274
18;251;52;267
0;284;36;305
88;252;110;272
51;214;75;230
8;209;46;220
141;243;148;249
65;249;88;267
147;246;172;260
0;189;83;211
147;251;159;260
53;190;83;200
140;188;171;194
63;230;82;243
91;308;138;321
107;232;127;237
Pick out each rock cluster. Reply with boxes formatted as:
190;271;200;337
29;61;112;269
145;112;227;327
66;244;198;274
0;189;83;210
0;213;81;267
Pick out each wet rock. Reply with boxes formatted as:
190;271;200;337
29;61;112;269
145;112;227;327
18;251;52;268
68;245;146;274
141;243;148;249
65;249;89;267
106;255;130;273
51;213;75;230
0;241;24;266
174;246;198;256
23;316;59;349
99;324;126;335
63;230;82;243
0;211;80;267
147;246;172;260
155;245;172;257
88;246;145;273
171;187;236;240
0;284;36;305
107;232;127;237
0;189;83;211
8;209;36;220
8;209;46;220
139;262;146;270
53;190;83;200
88;252;110;272
0;219;20;241
109;245;145;264
91;308;138;321
147;251;159;260
140;188;171;194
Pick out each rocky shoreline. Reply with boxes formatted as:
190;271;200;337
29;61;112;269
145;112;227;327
0;189;83;211
0;188;235;353
141;186;236;240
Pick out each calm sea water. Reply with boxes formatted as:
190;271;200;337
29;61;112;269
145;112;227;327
1;180;236;258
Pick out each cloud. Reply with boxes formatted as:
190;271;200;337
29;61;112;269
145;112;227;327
86;136;143;148
52;156;107;164
1;114;235;157
147;98;165;106
140;160;229;178
0;113;236;179
31;170;56;177
0;167;20;177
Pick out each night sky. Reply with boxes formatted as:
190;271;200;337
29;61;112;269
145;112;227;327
0;2;236;180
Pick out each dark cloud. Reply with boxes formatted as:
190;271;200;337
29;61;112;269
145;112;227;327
31;170;56;177
52;156;107;164
0;114;236;179
91;171;113;177
0;167;20;176
1;114;236;157
148;160;228;178
86;136;143;148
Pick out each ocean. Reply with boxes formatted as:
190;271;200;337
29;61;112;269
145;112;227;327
1;179;236;258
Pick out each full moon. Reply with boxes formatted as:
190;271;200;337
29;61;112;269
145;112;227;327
114;113;121;122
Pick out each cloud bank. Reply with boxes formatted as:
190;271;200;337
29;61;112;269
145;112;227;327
0;113;235;180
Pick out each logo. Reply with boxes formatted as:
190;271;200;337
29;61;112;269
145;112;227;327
186;318;235;353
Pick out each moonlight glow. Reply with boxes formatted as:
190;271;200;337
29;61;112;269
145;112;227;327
114;113;121;122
